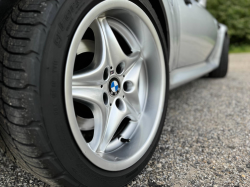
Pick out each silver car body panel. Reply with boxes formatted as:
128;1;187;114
169;23;227;90
161;0;228;90
177;0;217;67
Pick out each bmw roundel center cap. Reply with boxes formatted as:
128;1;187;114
109;77;120;96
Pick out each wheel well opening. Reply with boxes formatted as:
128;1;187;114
148;0;170;57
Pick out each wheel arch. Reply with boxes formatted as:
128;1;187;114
148;0;170;62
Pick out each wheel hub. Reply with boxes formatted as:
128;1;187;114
108;77;121;96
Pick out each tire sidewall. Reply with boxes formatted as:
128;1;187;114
40;0;169;186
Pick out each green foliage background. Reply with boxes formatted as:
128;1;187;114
207;0;250;46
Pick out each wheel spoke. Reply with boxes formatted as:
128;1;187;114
72;86;108;151
77;116;94;131
99;18;141;73
72;64;108;86
73;20;108;86
107;18;141;72
97;99;137;153
123;59;144;113
77;40;95;55
107;19;140;54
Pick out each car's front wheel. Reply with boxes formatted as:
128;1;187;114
0;0;169;186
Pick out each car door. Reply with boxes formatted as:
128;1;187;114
177;0;218;68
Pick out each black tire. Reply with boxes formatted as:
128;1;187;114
209;34;229;78
0;0;169;186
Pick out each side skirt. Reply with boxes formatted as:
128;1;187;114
169;24;227;90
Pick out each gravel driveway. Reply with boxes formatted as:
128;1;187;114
1;53;250;187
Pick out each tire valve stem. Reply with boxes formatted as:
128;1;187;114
118;135;130;143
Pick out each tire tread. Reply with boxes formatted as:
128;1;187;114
0;0;80;186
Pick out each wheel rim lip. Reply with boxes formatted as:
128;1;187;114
64;0;166;171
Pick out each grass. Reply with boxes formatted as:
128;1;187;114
229;44;250;54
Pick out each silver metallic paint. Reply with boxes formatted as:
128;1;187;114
198;0;207;8
177;0;218;67
170;24;228;90
162;0;227;89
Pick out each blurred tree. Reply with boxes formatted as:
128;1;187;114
207;0;250;45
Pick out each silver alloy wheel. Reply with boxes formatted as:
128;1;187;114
65;0;166;171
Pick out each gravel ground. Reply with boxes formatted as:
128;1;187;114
1;53;250;187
